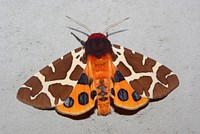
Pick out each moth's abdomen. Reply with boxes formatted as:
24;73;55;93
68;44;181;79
96;79;111;115
87;54;114;115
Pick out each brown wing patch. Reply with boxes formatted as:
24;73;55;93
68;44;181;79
33;93;52;109
129;76;153;97
113;44;121;49
24;76;43;97
124;48;156;73
17;87;33;106
75;47;82;53
69;65;84;80
153;67;179;98
153;75;179;98
17;87;51;109
117;52;121;55
116;61;131;77
157;65;171;85
111;53;118;62
80;54;87;64
40;52;73;81
49;84;73;105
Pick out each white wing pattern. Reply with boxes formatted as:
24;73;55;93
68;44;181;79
17;44;179;111
17;47;86;109
112;44;179;99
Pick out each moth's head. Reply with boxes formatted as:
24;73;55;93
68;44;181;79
66;16;129;58
84;33;113;58
87;33;107;40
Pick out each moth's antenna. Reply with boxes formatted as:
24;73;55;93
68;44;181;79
68;27;89;36
102;17;129;34
107;29;129;37
66;16;92;34
71;32;85;46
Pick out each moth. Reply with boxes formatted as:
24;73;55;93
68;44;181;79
17;17;179;116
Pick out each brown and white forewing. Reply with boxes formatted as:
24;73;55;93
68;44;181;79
112;44;179;99
17;47;87;109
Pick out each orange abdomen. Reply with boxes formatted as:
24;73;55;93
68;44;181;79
87;54;115;115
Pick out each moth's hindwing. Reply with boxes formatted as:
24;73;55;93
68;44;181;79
112;44;179;99
17;47;87;109
111;70;149;110
56;72;97;116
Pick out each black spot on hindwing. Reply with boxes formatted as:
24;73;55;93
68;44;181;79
89;78;93;86
91;90;97;100
132;91;141;101
111;88;115;96
78;92;89;105
64;97;74;108
114;71;125;82
118;88;128;101
77;73;88;85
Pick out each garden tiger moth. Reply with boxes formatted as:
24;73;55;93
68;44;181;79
17;17;179;116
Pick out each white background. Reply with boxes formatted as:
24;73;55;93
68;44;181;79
0;0;199;133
